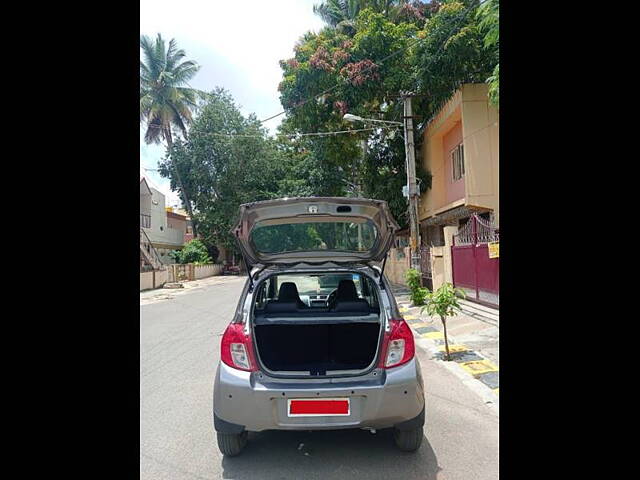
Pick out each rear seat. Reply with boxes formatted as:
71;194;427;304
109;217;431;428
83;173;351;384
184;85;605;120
332;300;370;314
260;300;372;317
264;301;299;314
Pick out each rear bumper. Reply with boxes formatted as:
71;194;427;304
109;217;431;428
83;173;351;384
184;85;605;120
213;358;425;433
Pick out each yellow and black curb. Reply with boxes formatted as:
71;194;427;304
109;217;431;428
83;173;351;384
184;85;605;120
399;304;499;395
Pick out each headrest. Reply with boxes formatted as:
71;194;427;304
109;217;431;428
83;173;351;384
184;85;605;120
278;282;301;302
335;280;359;302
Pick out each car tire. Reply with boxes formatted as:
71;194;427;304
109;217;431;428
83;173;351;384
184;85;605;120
217;431;248;456
393;426;423;452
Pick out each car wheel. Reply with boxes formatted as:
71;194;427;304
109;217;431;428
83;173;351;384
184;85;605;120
217;431;248;456
393;426;423;452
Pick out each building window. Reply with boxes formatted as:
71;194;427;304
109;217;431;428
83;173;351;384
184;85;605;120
451;143;465;181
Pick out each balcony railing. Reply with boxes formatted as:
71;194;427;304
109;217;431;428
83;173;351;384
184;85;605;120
140;213;151;229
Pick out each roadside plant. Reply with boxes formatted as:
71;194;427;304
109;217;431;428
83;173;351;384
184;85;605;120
421;282;465;361
171;239;212;264
405;268;429;306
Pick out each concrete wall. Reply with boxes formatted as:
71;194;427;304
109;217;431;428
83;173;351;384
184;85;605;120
419;90;463;221
429;226;458;292
430;246;445;291
140;268;168;291
419;84;499;226
385;247;410;286
167;215;187;233
194;264;223;279
461;84;500;226
167;263;224;282
443;122;465;205
142;188;186;248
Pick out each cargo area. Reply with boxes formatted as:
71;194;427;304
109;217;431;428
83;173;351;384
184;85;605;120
254;322;380;374
251;272;383;375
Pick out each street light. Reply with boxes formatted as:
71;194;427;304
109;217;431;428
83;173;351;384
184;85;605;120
343;102;422;275
343;113;402;126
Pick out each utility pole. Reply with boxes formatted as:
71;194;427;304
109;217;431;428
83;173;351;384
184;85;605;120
357;138;366;250
403;93;422;274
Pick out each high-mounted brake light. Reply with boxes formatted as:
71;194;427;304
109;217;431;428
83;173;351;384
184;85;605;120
220;323;257;372
378;318;415;369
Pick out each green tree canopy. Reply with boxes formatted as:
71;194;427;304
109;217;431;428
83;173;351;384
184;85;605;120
159;88;282;251
277;0;497;228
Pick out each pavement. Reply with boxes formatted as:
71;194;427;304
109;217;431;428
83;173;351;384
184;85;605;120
140;275;498;480
391;284;499;398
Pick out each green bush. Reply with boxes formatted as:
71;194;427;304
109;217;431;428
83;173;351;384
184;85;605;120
171;239;212;264
405;268;430;306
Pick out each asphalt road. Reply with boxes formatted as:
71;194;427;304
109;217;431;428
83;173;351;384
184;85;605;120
140;276;498;480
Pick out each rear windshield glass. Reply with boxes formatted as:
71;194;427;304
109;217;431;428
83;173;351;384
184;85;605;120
250;219;378;254
254;272;380;311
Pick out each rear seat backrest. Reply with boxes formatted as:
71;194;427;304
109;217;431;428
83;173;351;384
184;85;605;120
332;279;370;314
332;300;370;314
264;301;299;314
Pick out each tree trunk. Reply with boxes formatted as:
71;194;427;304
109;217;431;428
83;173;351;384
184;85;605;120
165;128;198;237
441;315;450;361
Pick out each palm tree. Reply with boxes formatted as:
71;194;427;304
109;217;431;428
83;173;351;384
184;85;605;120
140;33;204;235
313;1;401;34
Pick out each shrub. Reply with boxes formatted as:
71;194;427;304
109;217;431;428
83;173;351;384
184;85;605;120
171;239;212;264
405;268;430;306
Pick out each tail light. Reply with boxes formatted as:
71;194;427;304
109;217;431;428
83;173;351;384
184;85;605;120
220;323;258;372
378;318;415;369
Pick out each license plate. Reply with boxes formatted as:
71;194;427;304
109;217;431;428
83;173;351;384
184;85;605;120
287;398;350;417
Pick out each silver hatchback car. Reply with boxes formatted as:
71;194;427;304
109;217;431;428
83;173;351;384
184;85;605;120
213;197;425;456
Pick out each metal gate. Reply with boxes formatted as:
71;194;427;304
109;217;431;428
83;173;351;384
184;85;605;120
451;214;499;307
420;245;433;290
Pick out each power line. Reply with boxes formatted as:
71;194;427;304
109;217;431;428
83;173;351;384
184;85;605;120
142;124;399;138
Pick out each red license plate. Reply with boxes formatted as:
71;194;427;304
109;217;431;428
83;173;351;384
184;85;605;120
287;398;350;417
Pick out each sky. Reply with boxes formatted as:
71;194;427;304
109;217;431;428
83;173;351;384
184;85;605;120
140;0;326;207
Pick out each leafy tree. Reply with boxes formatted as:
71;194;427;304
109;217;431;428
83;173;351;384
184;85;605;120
278;1;498;230
170;238;212;264
476;0;499;105
412;1;497;117
421;282;465;360
159;89;290;254
278;8;426;228
361;123;431;227
140;34;207;234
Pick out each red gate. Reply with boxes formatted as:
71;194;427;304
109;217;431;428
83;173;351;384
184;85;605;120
451;214;499;308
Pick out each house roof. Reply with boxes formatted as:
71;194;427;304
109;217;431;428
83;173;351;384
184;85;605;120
421;205;490;226
140;177;152;195
167;211;187;220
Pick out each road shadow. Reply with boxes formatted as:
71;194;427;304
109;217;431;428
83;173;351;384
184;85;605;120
221;428;440;480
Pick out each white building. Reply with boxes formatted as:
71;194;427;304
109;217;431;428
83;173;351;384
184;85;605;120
140;177;188;265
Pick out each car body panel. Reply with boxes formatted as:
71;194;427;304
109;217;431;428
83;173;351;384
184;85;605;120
213;357;424;432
